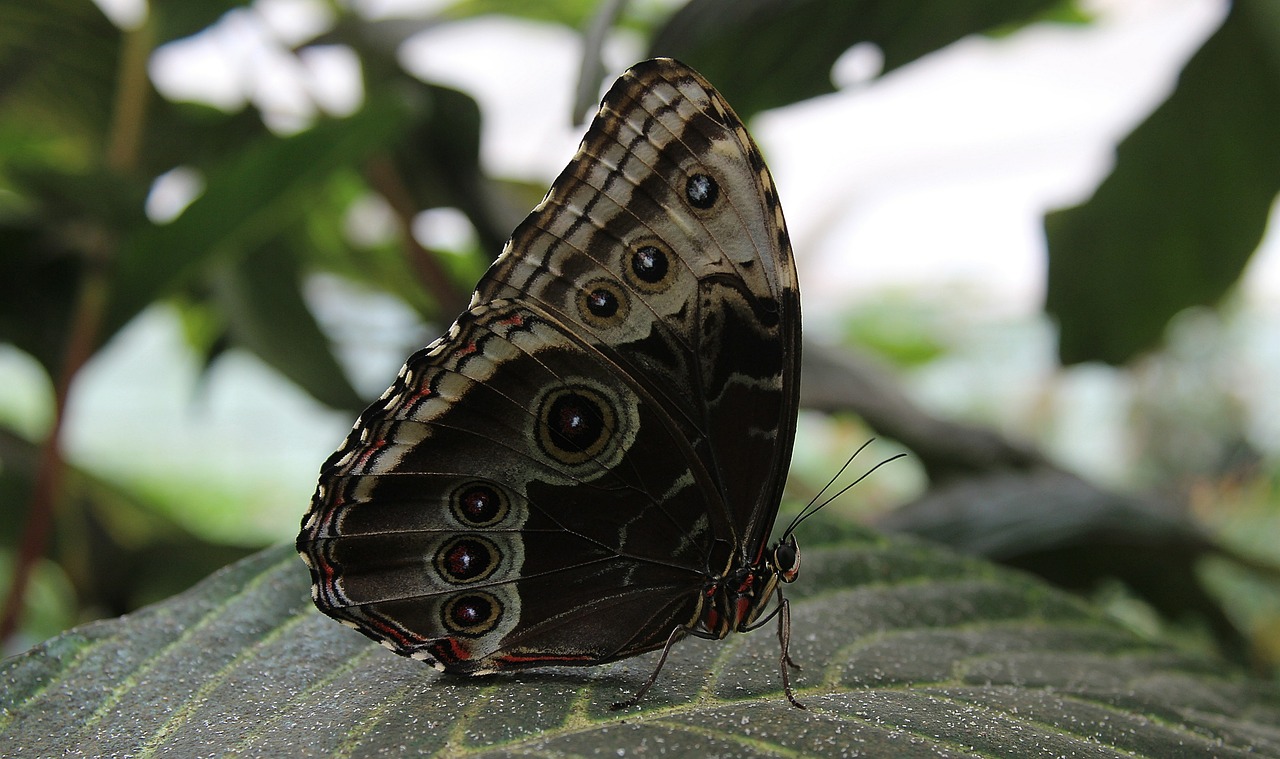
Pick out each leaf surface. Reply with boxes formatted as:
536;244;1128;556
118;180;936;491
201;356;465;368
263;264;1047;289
3;530;1277;756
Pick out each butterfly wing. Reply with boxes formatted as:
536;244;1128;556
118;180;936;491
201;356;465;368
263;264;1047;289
478;58;800;558
297;58;800;672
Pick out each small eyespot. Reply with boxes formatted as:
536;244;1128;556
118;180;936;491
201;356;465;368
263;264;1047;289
441;592;502;636
451;482;508;527
434;535;500;584
586;288;618;318
631;246;669;285
686;173;718;209
577;280;629;327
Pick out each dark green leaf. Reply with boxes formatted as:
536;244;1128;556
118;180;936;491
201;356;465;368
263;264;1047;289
1045;0;1280;364
649;0;1064;118
442;0;597;27
393;83;513;259
2;531;1277;755
879;468;1256;662
0;162;149;382
140;102;272;180
150;0;254;46
212;241;363;411
0;0;120;154
0;224;80;377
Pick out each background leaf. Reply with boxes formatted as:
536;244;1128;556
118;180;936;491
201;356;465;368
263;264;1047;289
0;0;120;151
2;531;1277;756
150;0;253;46
211;240;364;412
1045;0;1280;364
648;0;1069;118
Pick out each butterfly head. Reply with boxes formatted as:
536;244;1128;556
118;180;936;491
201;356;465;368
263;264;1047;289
771;534;800;584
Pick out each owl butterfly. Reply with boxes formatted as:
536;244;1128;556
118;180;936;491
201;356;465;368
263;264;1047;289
298;58;804;709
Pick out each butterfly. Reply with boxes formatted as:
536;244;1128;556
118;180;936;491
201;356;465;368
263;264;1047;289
297;57;804;709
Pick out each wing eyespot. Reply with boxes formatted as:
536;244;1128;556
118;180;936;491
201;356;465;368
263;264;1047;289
577;279;631;328
685;173;719;209
441;592;504;637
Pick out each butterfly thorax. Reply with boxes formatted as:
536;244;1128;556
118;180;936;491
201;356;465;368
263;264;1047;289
697;534;800;637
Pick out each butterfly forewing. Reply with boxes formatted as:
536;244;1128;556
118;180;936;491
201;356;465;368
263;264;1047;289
298;58;801;689
477;60;800;554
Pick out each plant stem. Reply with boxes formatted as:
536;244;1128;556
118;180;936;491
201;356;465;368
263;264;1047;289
0;17;153;645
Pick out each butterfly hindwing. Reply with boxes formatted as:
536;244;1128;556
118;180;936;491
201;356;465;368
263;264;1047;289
303;299;729;669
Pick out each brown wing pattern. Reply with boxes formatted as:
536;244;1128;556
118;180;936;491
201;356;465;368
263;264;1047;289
476;59;800;555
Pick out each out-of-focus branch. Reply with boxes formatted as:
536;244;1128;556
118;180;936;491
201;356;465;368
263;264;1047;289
801;340;1045;482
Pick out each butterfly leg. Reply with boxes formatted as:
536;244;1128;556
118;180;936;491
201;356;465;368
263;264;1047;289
776;591;806;709
610;625;688;710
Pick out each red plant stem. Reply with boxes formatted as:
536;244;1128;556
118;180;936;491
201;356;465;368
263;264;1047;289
362;156;470;318
0;272;108;643
0;17;150;645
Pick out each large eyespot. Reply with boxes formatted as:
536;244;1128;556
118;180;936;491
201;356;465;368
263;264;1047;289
536;384;614;465
685;173;719;209
441;592;503;637
434;535;501;584
529;377;638;480
450;482;509;528
577;279;630;328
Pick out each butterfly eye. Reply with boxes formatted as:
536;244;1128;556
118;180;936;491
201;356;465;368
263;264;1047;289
773;536;800;583
441;592;503;636
758;297;782;328
685;173;719;209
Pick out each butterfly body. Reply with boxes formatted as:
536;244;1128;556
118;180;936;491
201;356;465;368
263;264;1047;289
298;58;802;706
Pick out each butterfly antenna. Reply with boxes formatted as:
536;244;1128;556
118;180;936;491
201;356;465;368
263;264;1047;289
784;442;905;537
785;439;874;534
783;439;875;535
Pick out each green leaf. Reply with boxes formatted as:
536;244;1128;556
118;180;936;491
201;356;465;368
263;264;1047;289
105;95;415;339
0;425;259;633
140;102;272;181
392;83;512;260
3;530;1277;755
442;0;598;27
648;0;1065;118
1045;0;1280;365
